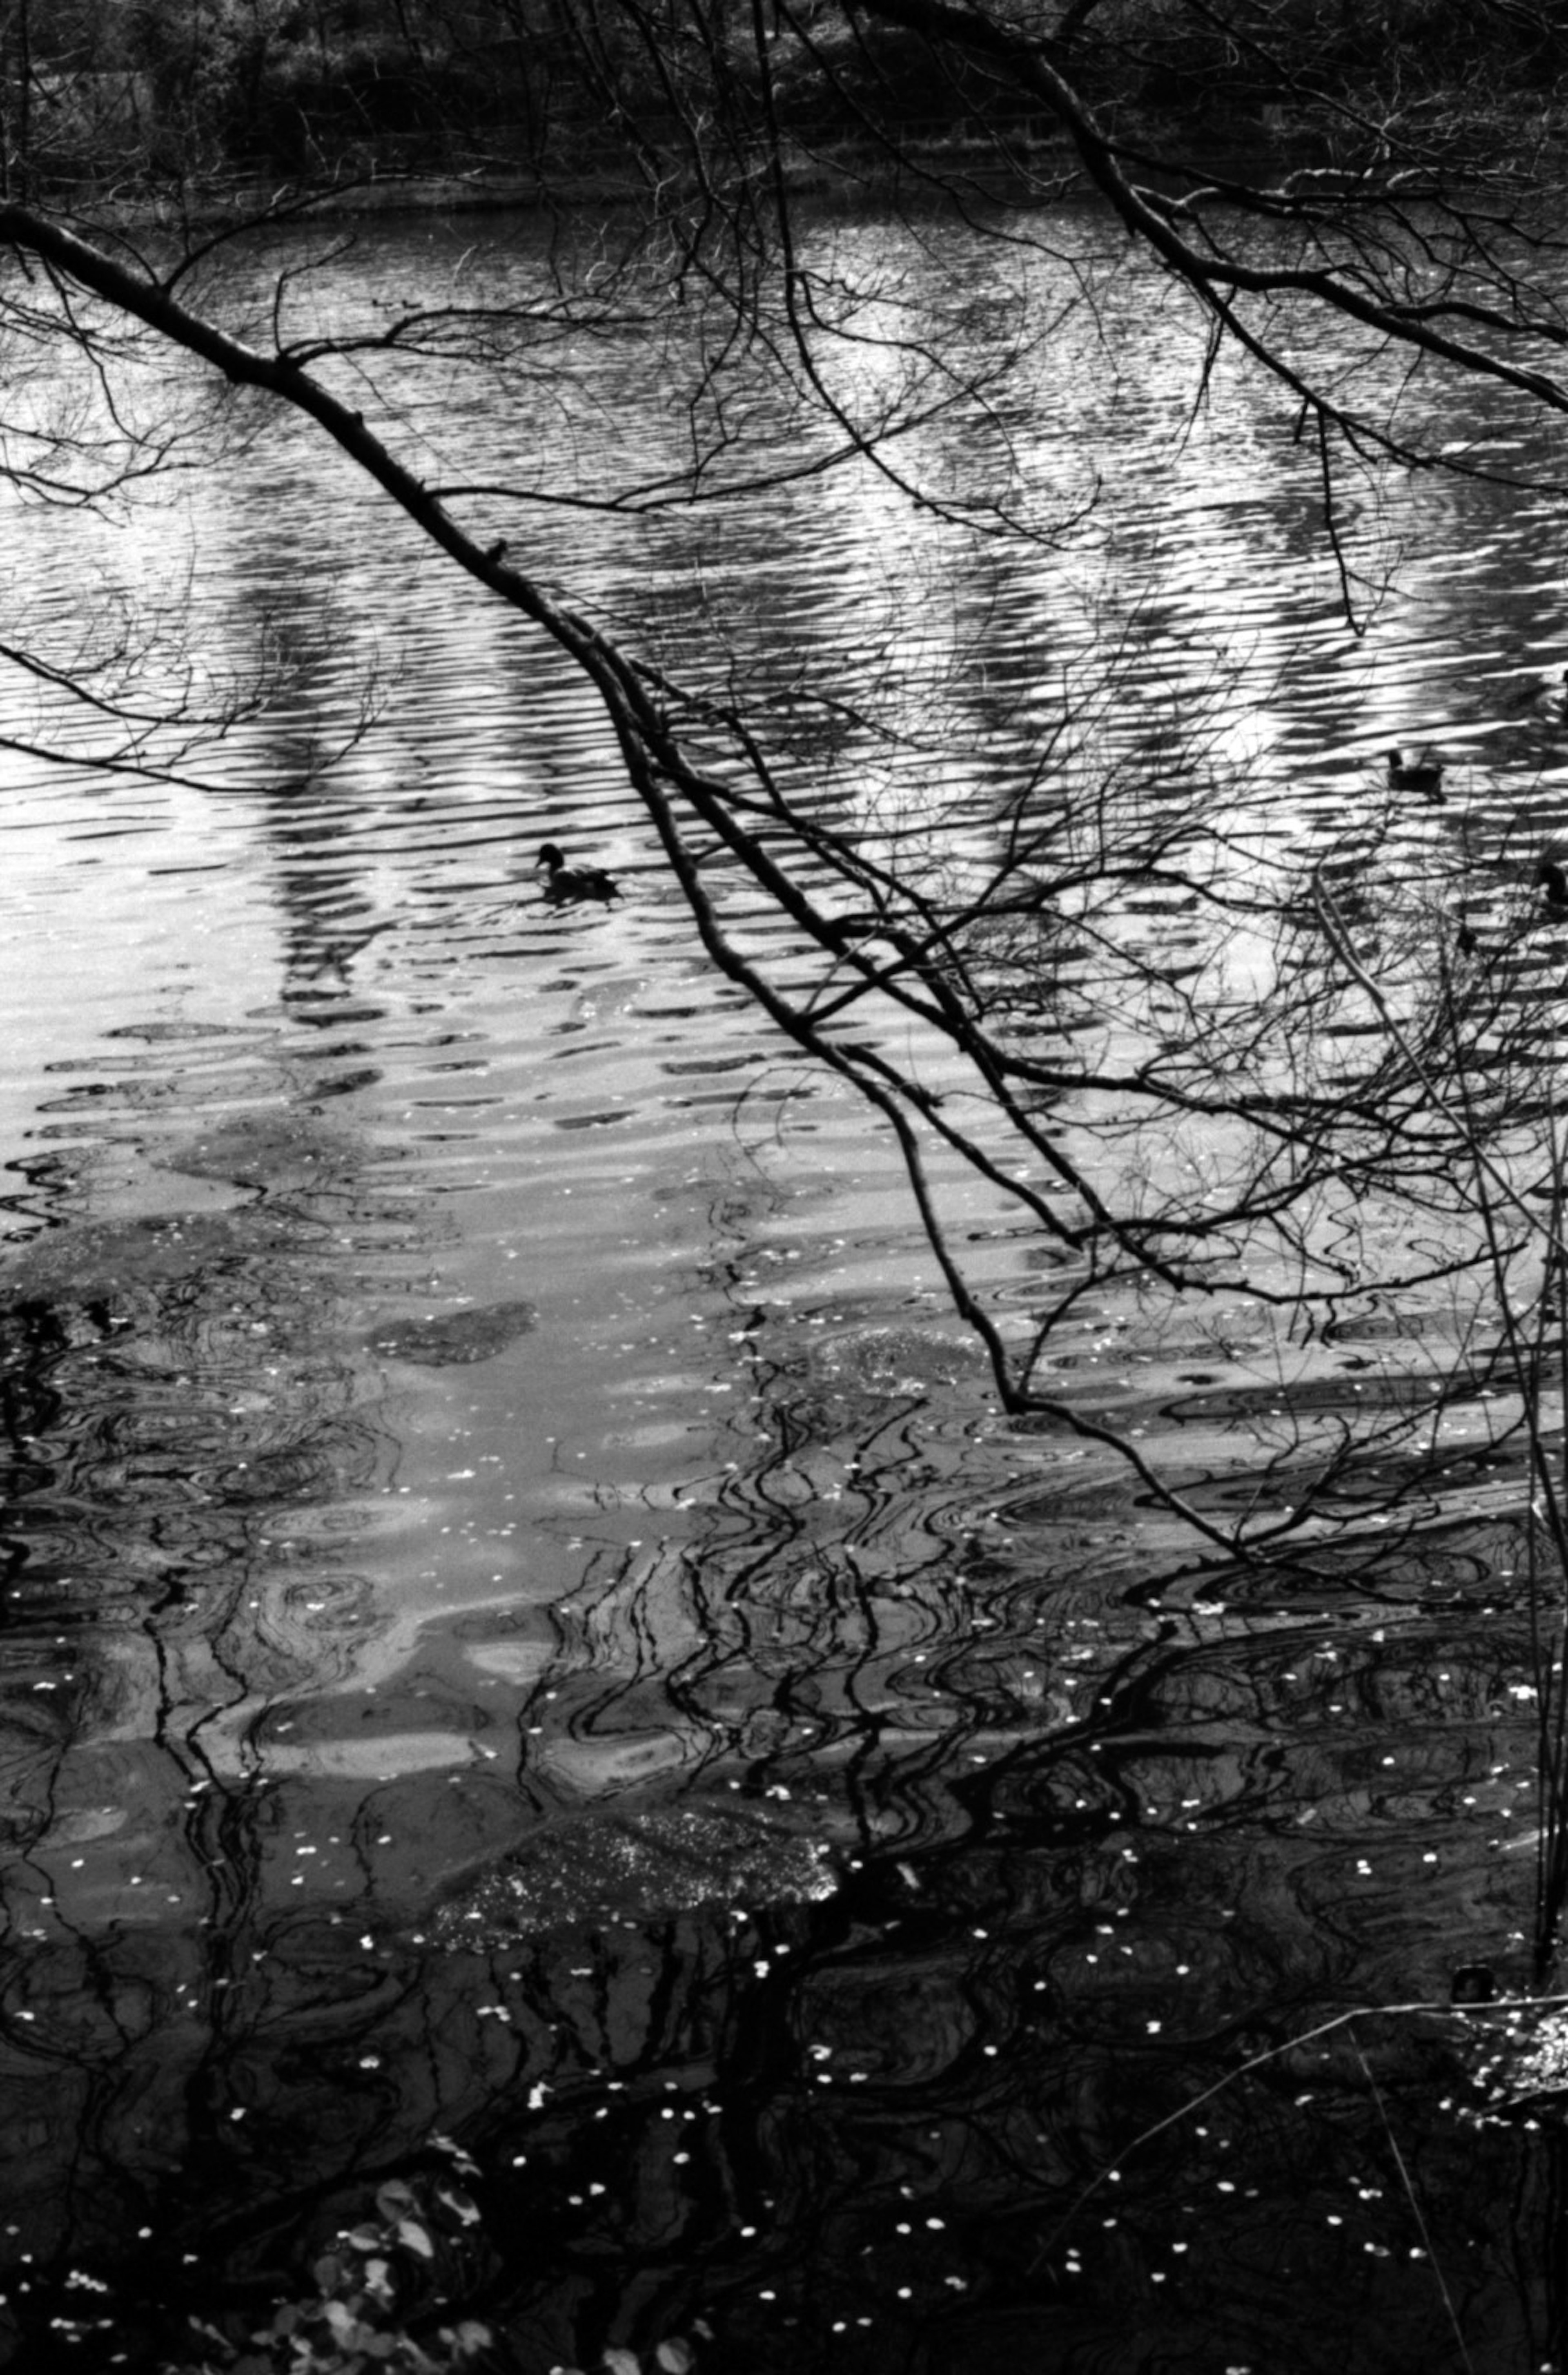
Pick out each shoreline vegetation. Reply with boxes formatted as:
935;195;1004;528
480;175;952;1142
8;2;1568;227
28;110;1568;237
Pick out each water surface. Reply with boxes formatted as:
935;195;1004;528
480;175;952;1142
1;203;1566;2373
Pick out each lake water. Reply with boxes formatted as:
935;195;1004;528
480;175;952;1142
2;203;1567;2373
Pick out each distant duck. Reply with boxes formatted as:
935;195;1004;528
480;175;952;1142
1385;746;1445;796
536;841;620;903
1539;858;1568;910
1539;667;1568;723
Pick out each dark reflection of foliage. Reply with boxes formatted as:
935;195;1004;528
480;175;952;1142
0;1104;448;2367
387;1761;1566;2375
408;1230;1560;2374
8;1533;1567;2373
3;1125;1566;2373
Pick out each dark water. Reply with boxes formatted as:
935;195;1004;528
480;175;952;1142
2;207;1567;2372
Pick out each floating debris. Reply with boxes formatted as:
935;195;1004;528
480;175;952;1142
1460;2002;1568;2119
430;1804;837;1945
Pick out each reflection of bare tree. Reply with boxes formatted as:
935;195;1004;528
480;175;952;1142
4;1132;1562;2374
0;1104;433;2338
12;124;1568;1562
413;1607;1568;2375
316;1135;1549;2372
506;1140;1010;1847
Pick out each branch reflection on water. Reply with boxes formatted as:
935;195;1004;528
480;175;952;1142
1;1070;1564;2370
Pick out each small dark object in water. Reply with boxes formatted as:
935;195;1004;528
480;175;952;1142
537;842;620;903
1385;745;1444;796
1538;859;1568;910
1538;665;1568;722
1450;1962;1497;2005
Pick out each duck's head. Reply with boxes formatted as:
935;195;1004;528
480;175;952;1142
537;843;566;872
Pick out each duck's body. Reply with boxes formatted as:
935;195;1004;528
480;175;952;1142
1538;857;1568;910
1386;745;1445;796
1539;667;1568;723
536;842;620;903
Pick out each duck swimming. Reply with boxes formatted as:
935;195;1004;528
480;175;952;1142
1539;668;1568;723
1385;746;1445;796
536;842;620;903
1539;858;1568;910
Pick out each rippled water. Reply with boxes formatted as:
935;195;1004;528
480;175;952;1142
2;205;1568;2373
